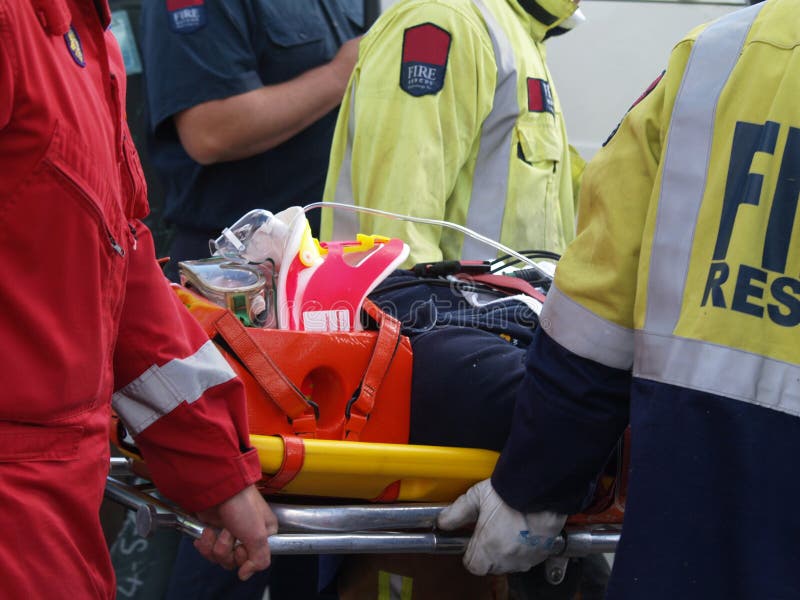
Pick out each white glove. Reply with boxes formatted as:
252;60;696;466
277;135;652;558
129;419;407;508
437;479;567;576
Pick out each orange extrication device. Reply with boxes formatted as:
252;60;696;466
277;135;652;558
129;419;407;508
114;285;628;514
173;285;414;499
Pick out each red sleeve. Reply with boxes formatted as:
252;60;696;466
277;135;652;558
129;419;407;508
112;221;261;512
0;8;16;129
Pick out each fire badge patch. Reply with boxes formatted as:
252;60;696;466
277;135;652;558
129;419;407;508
527;78;554;115
166;0;207;34
64;26;85;68
400;23;452;97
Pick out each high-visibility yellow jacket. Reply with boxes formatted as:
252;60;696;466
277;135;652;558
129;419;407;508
322;0;582;265
547;0;800;377
492;3;800;597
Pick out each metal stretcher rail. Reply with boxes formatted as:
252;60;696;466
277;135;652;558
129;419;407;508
105;459;620;558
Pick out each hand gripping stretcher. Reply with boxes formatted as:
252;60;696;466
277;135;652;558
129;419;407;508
104;205;626;586
106;434;624;586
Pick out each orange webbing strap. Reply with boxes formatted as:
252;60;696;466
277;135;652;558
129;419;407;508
259;435;306;494
212;311;318;437
344;299;403;441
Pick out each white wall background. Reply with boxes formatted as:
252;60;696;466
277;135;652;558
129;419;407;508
378;0;743;158
547;1;739;158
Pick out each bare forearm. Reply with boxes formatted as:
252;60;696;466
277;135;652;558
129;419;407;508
175;61;349;164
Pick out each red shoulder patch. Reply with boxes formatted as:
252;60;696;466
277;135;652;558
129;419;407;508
400;23;452;97
527;78;554;115
630;71;664;111
603;71;665;146
166;0;207;34
166;0;203;10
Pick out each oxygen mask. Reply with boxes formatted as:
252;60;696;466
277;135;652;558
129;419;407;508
210;207;306;268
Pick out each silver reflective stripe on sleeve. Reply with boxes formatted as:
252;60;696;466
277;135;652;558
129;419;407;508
328;80;359;240
463;0;518;260
541;283;634;370
331;80;360;241
645;3;762;335
635;3;800;416
112;340;237;436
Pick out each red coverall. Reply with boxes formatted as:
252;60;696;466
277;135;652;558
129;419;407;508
0;1;262;597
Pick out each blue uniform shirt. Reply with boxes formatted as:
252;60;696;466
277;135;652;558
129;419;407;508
140;0;365;234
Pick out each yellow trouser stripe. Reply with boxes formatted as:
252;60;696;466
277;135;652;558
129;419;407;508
378;571;413;600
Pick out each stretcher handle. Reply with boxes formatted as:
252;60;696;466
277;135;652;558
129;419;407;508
105;476;206;539
105;475;447;536
105;476;466;553
271;501;445;532
104;476;619;556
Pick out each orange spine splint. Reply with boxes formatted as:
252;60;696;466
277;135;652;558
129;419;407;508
173;283;413;453
112;285;627;516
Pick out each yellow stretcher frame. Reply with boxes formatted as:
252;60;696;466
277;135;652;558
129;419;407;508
251;434;498;502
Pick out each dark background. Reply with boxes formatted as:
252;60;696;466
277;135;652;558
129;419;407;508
108;0;381;258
